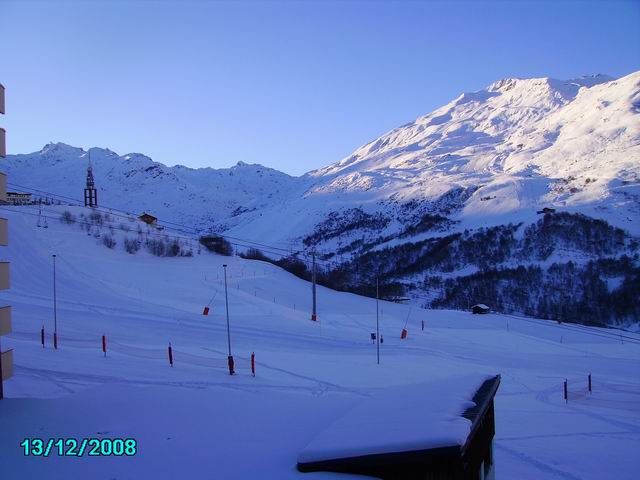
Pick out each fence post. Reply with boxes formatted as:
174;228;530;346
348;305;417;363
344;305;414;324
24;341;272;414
168;343;174;367
53;332;58;350
102;335;107;358
588;373;592;393
421;320;424;331
564;379;568;403
41;327;45;348
251;352;255;377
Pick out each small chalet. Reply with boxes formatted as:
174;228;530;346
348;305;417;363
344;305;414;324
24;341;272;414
298;374;501;480
138;212;158;226
471;304;490;315
536;207;556;214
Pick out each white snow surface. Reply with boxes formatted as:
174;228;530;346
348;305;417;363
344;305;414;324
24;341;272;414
298;374;491;463
0;206;639;479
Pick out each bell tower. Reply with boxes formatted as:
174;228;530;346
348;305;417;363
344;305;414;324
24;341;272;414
84;151;98;207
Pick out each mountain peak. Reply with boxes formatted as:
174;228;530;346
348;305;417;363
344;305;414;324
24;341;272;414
40;142;83;156
486;74;613;92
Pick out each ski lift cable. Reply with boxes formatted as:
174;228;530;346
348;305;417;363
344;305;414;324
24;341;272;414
8;181;303;251
8;182;311;254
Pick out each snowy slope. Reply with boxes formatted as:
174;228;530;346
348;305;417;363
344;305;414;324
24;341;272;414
0;206;639;479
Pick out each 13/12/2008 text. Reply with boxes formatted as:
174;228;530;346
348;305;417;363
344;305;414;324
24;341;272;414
20;438;137;457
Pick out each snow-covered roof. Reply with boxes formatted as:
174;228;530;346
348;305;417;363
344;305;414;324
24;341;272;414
473;304;490;309
298;374;494;465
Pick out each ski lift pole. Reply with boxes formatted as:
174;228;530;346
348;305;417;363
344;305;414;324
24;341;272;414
311;251;317;321
223;264;234;375
52;254;58;349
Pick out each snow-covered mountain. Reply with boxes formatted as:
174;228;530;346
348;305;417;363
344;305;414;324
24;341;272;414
3;71;639;325
226;71;639;244
5;72;639;240
4;142;307;232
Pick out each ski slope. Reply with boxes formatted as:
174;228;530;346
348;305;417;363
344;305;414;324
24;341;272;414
0;206;639;479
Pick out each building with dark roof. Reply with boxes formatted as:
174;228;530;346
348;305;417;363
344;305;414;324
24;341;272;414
138;212;158;226
472;304;490;315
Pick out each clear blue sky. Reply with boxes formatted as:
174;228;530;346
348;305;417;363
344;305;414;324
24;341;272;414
1;0;638;175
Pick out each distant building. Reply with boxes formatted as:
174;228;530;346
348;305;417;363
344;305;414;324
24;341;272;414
537;207;556;214
472;304;490;315
138;212;158;226
2;192;32;205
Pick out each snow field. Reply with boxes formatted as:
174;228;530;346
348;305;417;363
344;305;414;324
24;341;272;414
0;207;639;479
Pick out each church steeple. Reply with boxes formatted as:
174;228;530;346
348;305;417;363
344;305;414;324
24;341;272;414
84;150;98;207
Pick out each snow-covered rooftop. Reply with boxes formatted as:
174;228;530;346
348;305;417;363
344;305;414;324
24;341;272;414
298;374;494;465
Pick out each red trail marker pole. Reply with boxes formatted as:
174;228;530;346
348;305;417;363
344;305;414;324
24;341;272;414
563;379;568;403
168;343;174;367
227;355;235;376
251;352;255;377
102;335;107;357
41;327;45;348
588;373;592;393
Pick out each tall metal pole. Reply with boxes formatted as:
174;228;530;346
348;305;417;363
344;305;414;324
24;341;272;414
53;254;58;349
223;264;234;375
376;276;380;365
311;251;317;321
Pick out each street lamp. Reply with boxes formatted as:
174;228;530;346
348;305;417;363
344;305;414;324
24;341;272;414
376;276;380;365
223;264;234;375
53;254;58;350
